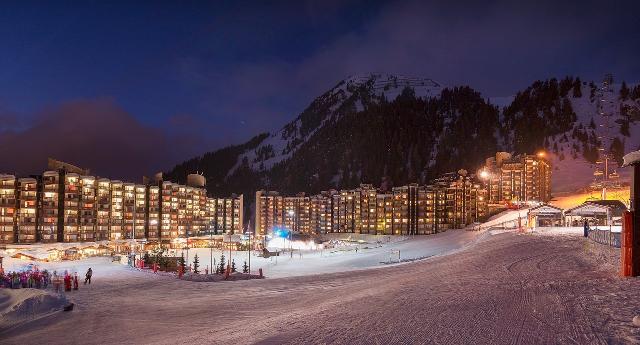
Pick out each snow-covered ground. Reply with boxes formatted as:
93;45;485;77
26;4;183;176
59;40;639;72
0;289;68;331
2;229;482;279
2;227;638;344
2;208;639;344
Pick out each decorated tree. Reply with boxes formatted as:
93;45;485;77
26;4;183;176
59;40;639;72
193;254;200;274
242;261;249;273
231;259;237;273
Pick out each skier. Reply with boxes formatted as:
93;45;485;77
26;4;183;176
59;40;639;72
84;268;92;284
73;273;79;290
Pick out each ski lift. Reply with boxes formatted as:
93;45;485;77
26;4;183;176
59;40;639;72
609;171;620;179
593;169;604;177
595;159;603;164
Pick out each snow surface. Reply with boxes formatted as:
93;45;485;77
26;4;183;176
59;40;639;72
2;225;638;344
2;229;482;280
0;289;68;331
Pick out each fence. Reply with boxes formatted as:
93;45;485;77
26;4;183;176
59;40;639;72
588;228;622;248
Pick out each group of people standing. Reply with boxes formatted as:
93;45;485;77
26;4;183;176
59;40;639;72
1;266;92;292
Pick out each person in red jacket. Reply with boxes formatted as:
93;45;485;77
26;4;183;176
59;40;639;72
64;272;71;291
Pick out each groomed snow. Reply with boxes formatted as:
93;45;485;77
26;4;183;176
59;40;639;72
0;289;68;331
2;224;638;344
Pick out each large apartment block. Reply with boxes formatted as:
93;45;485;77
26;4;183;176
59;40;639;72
255;171;488;236
0;175;17;243
0;165;243;245
481;152;551;205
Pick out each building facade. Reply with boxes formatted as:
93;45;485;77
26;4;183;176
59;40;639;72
480;152;551;204
255;171;488;236
0;169;243;245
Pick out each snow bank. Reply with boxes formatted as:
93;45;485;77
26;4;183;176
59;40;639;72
0;289;68;331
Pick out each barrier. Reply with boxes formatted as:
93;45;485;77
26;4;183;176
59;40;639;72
588;228;622;248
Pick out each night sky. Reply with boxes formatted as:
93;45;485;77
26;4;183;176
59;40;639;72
1;0;639;181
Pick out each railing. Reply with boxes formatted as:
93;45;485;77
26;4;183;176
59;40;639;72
588;228;622;248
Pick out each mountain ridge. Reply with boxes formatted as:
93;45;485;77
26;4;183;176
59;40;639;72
164;74;640;217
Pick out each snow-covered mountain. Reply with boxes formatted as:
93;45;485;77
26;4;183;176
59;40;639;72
165;74;640;204
501;78;640;192
227;74;443;175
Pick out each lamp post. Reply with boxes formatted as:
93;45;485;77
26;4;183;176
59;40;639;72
209;221;214;274
247;220;251;276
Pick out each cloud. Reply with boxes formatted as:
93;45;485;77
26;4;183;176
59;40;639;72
184;0;640;140
0;99;195;181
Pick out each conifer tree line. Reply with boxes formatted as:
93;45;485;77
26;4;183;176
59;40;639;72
165;76;640;224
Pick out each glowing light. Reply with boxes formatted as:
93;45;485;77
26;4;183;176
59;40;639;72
266;237;321;250
479;170;489;179
537;151;546;158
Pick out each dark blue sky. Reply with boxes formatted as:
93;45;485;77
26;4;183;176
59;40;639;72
1;0;639;180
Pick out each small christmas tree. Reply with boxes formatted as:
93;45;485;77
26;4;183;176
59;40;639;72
178;253;186;273
242;261;249;273
192;254;200;274
231;259;237;273
218;254;226;274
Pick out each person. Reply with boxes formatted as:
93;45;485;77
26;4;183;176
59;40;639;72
63;272;71;292
53;271;61;292
73;273;79;290
84;268;92;285
583;219;589;238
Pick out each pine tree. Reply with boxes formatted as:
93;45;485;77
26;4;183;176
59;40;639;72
178;253;186;273
620;81;630;100
218;254;226;274
572;77;582;98
192;254;200;274
231;259;237;273
242;261;249;273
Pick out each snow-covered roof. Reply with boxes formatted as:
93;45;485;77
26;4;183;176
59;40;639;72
622;150;640;167
565;200;627;216
528;204;563;215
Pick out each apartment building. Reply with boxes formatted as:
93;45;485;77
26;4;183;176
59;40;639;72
147;185;160;241
0;164;243;245
255;190;284;236
481;152;551;204
309;191;334;234
96;178;110;241
38;171;59;243
0;175;17;244
17;178;38;243
134;185;146;239
110;181;124;241
256;174;489;237
79;176;96;242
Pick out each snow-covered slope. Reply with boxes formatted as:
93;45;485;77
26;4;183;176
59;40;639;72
547;82;640;192
167;75;640;199
227;74;443;176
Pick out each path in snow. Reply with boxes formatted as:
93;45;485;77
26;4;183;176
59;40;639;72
2;231;638;344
